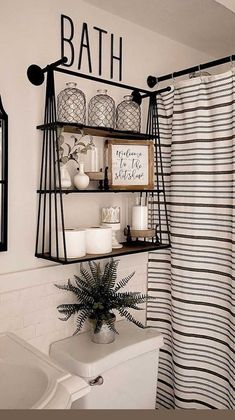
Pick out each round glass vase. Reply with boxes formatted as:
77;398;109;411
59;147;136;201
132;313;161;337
88;89;115;129
57;82;86;124
89;314;116;344
116;95;141;132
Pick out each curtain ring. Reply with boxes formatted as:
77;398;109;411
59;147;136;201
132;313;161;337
155;77;159;89
171;72;175;88
198;64;202;82
230;56;234;73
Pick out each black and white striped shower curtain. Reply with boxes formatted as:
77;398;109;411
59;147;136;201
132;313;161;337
147;70;235;409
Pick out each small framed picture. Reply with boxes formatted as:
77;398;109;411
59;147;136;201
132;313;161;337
105;139;154;190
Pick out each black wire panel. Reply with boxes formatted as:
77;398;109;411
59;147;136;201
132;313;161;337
0;96;8;252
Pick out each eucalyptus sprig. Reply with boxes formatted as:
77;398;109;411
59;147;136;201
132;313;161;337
58;130;93;165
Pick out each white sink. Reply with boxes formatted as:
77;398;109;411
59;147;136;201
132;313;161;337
0;332;90;409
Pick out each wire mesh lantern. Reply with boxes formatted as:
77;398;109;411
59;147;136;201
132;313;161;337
88;89;115;128
116;95;141;132
57;82;86;124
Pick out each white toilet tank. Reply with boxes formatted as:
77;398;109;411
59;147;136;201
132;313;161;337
50;321;164;409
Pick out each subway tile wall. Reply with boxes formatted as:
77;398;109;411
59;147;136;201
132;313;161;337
0;254;148;354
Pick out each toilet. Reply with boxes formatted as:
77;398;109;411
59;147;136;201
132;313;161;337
50;321;164;409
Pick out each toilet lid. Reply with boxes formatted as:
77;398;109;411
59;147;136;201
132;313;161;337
50;321;164;378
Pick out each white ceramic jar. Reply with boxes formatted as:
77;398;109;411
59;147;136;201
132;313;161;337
74;163;90;190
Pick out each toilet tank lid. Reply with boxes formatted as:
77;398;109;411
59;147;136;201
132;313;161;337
50;321;164;378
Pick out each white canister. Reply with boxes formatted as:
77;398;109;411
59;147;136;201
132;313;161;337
101;207;120;224
52;228;86;259
86;226;112;254
85;144;99;172
132;205;148;230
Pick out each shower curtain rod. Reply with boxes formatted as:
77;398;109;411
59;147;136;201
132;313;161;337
147;54;235;88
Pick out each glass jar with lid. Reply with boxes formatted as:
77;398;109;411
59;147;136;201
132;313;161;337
84;137;99;172
116;95;141;132
57;82;86;124
88;89;115;129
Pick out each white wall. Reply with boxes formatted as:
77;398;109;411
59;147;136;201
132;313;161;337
215;0;235;13
0;0;212;353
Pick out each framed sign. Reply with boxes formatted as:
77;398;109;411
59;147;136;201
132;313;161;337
106;140;154;190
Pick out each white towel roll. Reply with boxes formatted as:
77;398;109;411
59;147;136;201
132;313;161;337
52;228;86;259
132;205;148;230
86;226;112;254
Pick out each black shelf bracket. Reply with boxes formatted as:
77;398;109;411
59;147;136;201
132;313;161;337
27;57;68;86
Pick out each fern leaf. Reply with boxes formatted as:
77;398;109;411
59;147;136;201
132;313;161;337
59;315;71;321
102;260;112;283
56;279;94;305
73;309;90;335
104;259;118;290
74;275;92;293
118;307;145;329
88;260;100;284
57;303;86;321
57;303;85;313
55;278;82;297
67;278;95;305
54;283;72;292
115;291;149;304
114;271;135;292
94;318;103;334
120;303;144;311
106;318;119;335
80;263;96;286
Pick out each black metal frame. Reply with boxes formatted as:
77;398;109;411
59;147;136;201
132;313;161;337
0;96;8;252
28;57;171;264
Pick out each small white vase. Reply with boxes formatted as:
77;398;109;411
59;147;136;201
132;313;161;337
74;162;90;190
57;164;72;189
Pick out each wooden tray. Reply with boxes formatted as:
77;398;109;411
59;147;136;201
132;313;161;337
124;228;155;238
86;171;104;181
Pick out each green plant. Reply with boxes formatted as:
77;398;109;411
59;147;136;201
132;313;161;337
55;258;154;335
58;131;93;165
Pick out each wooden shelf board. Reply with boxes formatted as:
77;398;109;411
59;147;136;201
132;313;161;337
35;242;170;265
36;122;155;140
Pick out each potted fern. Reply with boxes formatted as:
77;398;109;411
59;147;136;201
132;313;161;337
55;258;153;344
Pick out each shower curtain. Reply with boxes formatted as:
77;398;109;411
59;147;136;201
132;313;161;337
147;70;235;409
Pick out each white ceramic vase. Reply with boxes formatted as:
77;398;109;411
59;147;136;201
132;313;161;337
74;162;90;190
57;164;72;189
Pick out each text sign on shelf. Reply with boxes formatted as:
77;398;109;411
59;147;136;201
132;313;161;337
106;140;154;190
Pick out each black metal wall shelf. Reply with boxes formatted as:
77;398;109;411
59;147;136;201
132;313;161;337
36;242;170;265
37;122;154;140
27;57;170;265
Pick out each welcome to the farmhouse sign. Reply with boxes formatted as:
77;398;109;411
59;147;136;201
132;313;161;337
60;14;123;81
